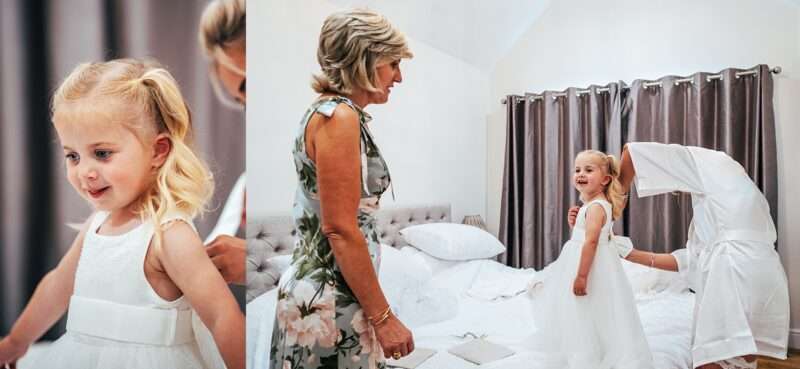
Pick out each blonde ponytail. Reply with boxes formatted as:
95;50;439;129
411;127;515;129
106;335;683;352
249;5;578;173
138;68;214;246
604;154;626;220
52;59;213;247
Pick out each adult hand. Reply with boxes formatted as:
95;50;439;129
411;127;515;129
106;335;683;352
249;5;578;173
206;235;246;285
374;314;414;359
567;206;580;228
0;335;28;369
573;275;588;296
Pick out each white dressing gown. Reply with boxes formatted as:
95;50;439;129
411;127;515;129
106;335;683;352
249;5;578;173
627;142;789;367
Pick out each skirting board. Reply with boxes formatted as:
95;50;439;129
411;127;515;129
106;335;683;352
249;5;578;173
791;328;800;350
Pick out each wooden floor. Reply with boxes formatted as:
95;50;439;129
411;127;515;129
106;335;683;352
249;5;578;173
759;350;800;369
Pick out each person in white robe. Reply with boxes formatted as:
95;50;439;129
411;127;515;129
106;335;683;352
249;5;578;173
195;2;248;367
615;142;789;369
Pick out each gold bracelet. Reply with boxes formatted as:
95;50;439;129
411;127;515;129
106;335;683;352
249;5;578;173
372;310;391;327
368;306;392;326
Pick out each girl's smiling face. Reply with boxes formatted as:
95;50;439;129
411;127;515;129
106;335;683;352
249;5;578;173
574;152;611;199
53;105;162;215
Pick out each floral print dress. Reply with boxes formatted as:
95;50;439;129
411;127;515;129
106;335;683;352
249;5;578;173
270;96;392;369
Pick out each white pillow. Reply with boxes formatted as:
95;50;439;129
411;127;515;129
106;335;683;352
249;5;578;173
268;254;293;276
378;244;433;314
399;223;505;261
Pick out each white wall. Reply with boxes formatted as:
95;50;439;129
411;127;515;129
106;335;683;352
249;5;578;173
249;0;489;223
487;0;800;348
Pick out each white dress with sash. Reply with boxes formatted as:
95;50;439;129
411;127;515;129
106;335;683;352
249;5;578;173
27;212;207;369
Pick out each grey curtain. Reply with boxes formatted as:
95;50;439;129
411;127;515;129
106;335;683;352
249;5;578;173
499;83;624;269
1;0;245;336
623;65;778;253
500;65;778;269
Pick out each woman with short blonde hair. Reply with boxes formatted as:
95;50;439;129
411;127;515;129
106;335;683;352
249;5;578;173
312;9;413;95
270;9;415;369
199;0;246;108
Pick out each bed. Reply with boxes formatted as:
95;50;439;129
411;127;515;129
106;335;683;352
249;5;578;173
246;204;694;369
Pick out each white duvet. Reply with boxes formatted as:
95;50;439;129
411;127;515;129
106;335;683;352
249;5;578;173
247;254;694;369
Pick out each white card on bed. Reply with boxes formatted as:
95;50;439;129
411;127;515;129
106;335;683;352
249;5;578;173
447;339;515;365
386;348;436;368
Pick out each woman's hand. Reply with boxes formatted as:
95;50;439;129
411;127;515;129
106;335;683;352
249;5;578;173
573;275;588;296
567;206;580;228
206;235;247;285
373;314;414;359
0;335;29;369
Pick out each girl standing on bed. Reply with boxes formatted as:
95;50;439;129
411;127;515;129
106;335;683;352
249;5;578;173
527;150;653;369
0;59;244;369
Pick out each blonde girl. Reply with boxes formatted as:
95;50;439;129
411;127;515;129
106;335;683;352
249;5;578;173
0;59;244;369
527;149;652;369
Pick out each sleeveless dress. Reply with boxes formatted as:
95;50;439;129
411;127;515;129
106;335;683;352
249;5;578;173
269;96;392;369
527;199;653;369
26;212;207;369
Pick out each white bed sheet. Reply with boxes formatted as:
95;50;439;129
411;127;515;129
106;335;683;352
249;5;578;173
17;342;51;368
247;259;694;369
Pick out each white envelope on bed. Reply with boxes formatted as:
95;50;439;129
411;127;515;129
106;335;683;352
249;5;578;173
386;348;436;369
448;339;515;365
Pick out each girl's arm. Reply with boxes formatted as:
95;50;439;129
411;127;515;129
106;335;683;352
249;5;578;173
0;218;90;363
625;249;679;272
573;204;606;296
159;222;244;369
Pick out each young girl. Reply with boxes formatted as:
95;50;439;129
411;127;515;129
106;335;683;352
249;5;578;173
0;59;244;369
527;150;652;369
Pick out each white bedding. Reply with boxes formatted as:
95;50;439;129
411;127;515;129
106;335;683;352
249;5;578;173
247;258;694;369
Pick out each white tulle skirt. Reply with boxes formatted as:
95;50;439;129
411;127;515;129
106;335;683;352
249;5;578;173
527;240;654;369
24;332;207;369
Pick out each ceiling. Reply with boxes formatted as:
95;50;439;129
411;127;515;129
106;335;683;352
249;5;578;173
327;0;552;71
327;0;800;72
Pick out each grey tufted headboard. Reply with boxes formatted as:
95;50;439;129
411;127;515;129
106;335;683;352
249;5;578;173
374;204;451;247
245;216;297;302
246;204;451;302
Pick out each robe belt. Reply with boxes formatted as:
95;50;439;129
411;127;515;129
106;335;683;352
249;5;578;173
697;229;776;272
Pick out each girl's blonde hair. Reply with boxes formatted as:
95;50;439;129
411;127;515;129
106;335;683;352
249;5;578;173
312;9;413;95
52;58;214;244
577;150;626;220
198;0;246;74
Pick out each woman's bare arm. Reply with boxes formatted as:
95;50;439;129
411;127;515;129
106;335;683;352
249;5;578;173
619;145;636;196
311;106;389;318
308;104;414;358
625;249;679;272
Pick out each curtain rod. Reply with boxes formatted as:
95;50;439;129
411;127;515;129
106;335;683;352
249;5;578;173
500;66;782;104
